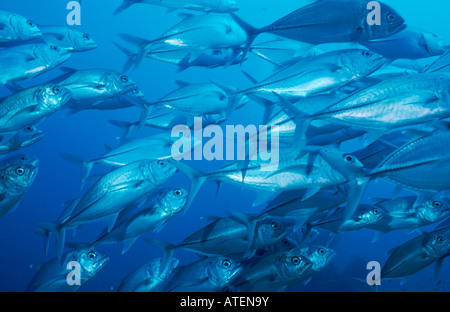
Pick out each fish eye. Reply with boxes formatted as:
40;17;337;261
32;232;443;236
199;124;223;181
15;167;25;176
373;208;380;215
437;236;445;243
88;252;97;259
25;126;33;132
83;34;91;40
120;75;129;83
53;86;61;94
21;156;26;162
133;88;139;93
173;189;183;196
343;154;355;163
50;45;60;51
271;222;280;230
433;201;442;208
222;260;231;268
27;20;35;27
362;50;372;58
318;248;326;255
387;13;397;23
291;256;301;265
282;238;290;246
222;286;231;292
157;160;167;168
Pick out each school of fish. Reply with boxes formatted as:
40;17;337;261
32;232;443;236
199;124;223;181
1;0;450;292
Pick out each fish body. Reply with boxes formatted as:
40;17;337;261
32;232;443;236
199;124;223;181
0;10;41;43
115;0;239;14
39;26;97;52
0;126;43;154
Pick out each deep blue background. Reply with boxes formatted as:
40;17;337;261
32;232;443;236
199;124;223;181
0;0;449;292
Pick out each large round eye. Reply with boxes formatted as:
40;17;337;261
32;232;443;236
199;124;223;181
362;50;372;58
133;88;139;93
53;86;61;94
88;252;97;259
373;208;380;215
437;236;445;243
20;156;26;162
50;45;60;51
222;260;231;268
25;126;33;132
343;154;355;163
433;201;442;208
281;238;290;246
157;160;167;168
120;75;129;83
318;248;326;255
15;167;25;176
173;189;183;196
271;222;280;230
387;13;397;23
83;34;91;40
291;256;301;265
27;20;35;27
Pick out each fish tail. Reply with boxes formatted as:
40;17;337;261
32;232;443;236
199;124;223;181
59;153;93;190
272;92;312;151
113;0;139;15
229;13;261;65
35;222;66;263
112;41;137;73
32;226;51;257
108;119;137;141
143;238;176;277
343;177;371;221
118;33;150;69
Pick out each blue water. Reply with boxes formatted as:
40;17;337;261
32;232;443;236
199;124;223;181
0;0;449;292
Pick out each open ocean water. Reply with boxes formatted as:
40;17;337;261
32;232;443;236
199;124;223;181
0;0;449;293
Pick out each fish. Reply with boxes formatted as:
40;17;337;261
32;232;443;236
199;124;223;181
61;132;199;188
116;257;179;292
119;14;249;67
35;159;177;261
361;27;447;60
0;156;39;219
366;196;450;239
235;0;406;59
150;214;295;259
26;248;109;292
0;125;43;154
0;84;72;133
88;187;188;254
162;256;241;292
114;0;239;15
314;204;386;234
0;44;71;86
230;247;313;292
295;245;336;286
0;10;41;44
39;25;97;52
236;49;385;99
0;153;37;169
381;226;450;281
281;73;450;148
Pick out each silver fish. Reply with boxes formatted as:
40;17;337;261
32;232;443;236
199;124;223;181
114;0;239;14
0;125;43;154
26;249;109;292
39;25;97;52
0;10;41;43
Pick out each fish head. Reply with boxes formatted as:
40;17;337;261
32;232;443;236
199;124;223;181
14;125;44;148
0;158;38;194
36;85;72;111
157;187;188;214
362;3;406;40
340;49;386;77
315;148;366;179
77;249;110;279
424;229;450;258
144;159;177;181
417;198;450;223
207;256;241;286
67;30;98;52
34;44;71;66
108;72;137;95
0;154;36;168
275;249;312;281
255;216;295;246
300;245;336;271
215;0;239;12
10;14;41;41
421;31;446;56
356;204;385;225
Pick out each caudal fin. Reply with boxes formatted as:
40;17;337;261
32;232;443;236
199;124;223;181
113;0;139;15
143;238;177;277
229;13;261;65
35;222;66;263
60;153;93;190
